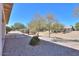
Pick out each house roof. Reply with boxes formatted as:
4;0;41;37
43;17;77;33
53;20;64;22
64;26;71;29
2;3;13;24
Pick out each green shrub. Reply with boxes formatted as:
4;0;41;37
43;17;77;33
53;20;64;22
6;26;12;34
29;36;40;46
75;22;79;31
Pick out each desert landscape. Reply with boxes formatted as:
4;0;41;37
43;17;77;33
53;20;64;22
2;3;79;56
39;31;79;40
2;31;79;56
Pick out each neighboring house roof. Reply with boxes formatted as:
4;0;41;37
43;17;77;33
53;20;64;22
64;26;71;29
2;3;13;24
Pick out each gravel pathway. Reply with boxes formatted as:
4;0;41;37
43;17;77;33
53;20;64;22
2;33;79;56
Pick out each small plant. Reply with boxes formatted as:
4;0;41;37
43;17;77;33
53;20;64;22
29;36;40;46
6;26;12;34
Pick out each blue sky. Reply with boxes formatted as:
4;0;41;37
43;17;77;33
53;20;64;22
8;3;79;26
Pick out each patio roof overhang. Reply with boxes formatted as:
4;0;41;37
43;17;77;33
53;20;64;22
2;3;13;24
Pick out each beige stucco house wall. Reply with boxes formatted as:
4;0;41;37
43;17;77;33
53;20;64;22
0;3;3;56
0;3;13;56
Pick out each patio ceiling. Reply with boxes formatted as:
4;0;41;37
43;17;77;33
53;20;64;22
3;3;13;24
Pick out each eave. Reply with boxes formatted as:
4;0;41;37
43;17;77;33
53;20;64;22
2;3;13;24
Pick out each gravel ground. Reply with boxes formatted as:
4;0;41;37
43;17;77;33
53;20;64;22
2;33;79;56
39;31;79;40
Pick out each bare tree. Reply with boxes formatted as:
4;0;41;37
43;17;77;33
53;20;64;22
29;13;47;36
73;6;79;18
47;13;57;38
72;6;79;31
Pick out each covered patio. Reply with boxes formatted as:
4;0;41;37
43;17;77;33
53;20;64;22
1;3;79;56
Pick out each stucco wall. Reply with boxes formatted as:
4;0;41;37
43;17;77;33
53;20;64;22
0;3;2;56
2;23;6;49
